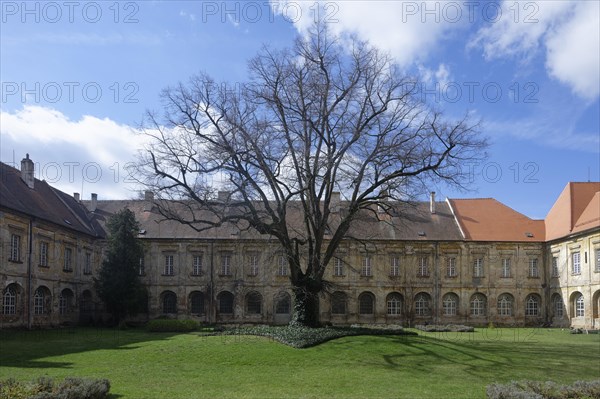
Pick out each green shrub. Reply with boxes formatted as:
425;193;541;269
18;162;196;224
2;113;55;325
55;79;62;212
487;380;600;399
0;377;110;399
216;325;417;348
147;319;198;332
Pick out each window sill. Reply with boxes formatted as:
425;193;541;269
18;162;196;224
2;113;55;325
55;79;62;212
8;259;23;264
190;273;204;277
63;269;73;273
218;274;233;277
161;274;174;277
38;265;49;268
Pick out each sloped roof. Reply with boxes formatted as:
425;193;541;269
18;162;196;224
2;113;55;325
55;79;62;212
546;182;600;241
0;162;103;238
447;198;545;242
91;199;463;242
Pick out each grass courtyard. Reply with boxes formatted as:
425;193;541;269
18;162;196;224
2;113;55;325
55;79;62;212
0;327;598;398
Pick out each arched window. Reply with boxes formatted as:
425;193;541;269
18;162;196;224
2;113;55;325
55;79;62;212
552;294;564;318
386;293;403;316
525;294;540;316
331;291;347;315
442;293;459;316
415;293;431;316
246;291;262;314
275;292;291;314
80;290;93;314
2;286;16;315
34;287;50;315
162;291;177;314
218;291;234;314
575;294;585;317
190;291;204;314
470;293;487;317
497;294;513;316
59;289;74;315
358;292;375;315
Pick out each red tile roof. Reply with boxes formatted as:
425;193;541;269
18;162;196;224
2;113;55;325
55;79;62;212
545;182;600;241
447;198;545;242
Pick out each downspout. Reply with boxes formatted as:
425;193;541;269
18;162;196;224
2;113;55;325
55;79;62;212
209;240;214;324
27;218;33;329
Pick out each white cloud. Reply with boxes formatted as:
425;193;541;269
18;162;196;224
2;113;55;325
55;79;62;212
471;1;599;99
270;1;465;67
545;1;600;100
0;106;145;199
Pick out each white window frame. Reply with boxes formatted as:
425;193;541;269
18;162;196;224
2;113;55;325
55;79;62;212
390;256;400;277
554;295;564;317
248;253;258;276
10;234;21;262
551;256;559;277
386;294;402;315
446;257;457;277
498;295;513;316
333;257;344;276
501;258;511;278
415;293;430;316
84;252;92;275
470;294;486;317
63;247;73;271
138;256;145;276
361;256;372;277
572;252;581;275
33;289;45;315
528;258;539;278
277;255;288;276
221;253;231;276
192;254;203;275
164;254;174;276
39;241;49;267
473;257;484;277
417;257;429;277
595;248;600;272
443;294;458;316
525;295;539;316
575;294;585;317
2;288;16;315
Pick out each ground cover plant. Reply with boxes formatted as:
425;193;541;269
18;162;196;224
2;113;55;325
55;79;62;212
0;376;110;399
0;327;598;398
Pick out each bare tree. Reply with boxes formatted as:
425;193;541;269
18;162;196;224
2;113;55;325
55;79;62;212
138;25;487;326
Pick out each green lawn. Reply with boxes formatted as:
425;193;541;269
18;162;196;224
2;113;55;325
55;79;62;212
1;327;598;398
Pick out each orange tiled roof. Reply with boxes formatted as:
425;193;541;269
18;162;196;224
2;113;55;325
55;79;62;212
447;198;545;242
546;182;600;241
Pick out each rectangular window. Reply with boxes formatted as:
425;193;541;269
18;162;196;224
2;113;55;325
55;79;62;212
552;256;559;277
84;252;92;275
221;253;231;276
417;257;429;277
9;234;21;262
333;257;344;276
164;254;174;275
528;258;539;278
361;256;372;277
473;258;484;277
390;256;400;277
63;248;73;272
192;254;203;275
501;258;511;278
139;257;145;276
277;255;288;276
446;257;457;277
248;253;258;276
39;242;49;267
595;249;600;272
572;252;581;275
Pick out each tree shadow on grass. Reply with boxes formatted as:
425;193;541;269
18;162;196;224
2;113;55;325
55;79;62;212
362;334;599;381
0;327;180;370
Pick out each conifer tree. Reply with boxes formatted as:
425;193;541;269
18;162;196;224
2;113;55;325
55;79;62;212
94;209;146;324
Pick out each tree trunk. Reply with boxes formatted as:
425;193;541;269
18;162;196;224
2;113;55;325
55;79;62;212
291;286;320;327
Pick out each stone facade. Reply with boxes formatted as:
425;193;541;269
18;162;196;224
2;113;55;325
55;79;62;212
1;157;599;329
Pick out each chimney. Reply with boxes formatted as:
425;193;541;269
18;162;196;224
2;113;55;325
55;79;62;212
20;154;34;189
430;192;436;214
74;193;80;202
144;191;154;212
331;192;340;213
90;193;98;212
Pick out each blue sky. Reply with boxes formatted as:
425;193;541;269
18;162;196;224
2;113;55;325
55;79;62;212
1;1;598;219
